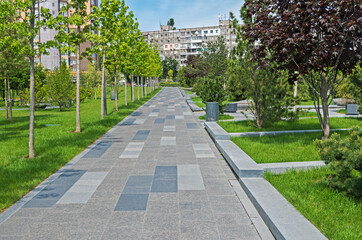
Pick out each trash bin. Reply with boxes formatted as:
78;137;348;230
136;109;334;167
206;102;219;121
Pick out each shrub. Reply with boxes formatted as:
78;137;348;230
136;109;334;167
314;126;362;199
196;78;226;113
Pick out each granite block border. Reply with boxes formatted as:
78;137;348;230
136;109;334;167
178;87;203;112
230;128;350;137
0;91;162;225
204;121;328;240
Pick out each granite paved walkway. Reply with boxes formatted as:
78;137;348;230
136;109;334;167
0;87;273;240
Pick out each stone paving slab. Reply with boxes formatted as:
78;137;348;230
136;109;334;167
0;88;272;240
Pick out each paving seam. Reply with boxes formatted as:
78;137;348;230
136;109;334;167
0;90;163;225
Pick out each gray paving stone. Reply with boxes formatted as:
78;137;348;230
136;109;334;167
130;111;142;116
151;180;178;192
115;194;149;211
154;118;165;124
83;142;113;158
186;122;198;129
132;130;150;141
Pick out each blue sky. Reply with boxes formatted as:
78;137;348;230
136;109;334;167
124;0;243;32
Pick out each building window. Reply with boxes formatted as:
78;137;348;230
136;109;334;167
70;60;76;65
175;44;178;48
204;30;208;34
210;30;213;33
216;30;219;33
181;32;185;36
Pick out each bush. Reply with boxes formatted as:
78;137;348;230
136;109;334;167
315;126;362;199
196;78;226;113
160;82;180;87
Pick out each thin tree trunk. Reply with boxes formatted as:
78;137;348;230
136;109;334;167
94;87;97;99
7;77;12;122
293;81;298;113
131;74;134;102
141;76;144;98
75;45;81;132
29;56;35;158
144;78;147;97
137;75;140;100
125;74;128;106
114;66;118;112
29;0;36;158
4;77;8;119
101;48;107;119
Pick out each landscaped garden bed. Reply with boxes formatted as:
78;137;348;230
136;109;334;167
265;168;362;240
219;117;361;133
199;114;234;120
231;131;350;163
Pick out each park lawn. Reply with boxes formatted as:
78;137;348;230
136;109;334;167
300;100;315;105
219;117;361;133
199;114;234;120
265;168;362;240
0;87;160;212
231;131;349;163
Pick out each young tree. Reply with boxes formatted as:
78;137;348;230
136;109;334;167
167;18;175;28
161;58;178;79
52;0;91;132
90;0;127;118
243;0;361;139
46;63;73;111
6;0;52;157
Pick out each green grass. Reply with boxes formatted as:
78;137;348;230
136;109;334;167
231;131;349;163
199;114;234;120
0;87;160;212
265;168;362;240
300;100;315;105
296;111;317;117
219;117;361;133
338;109;347;114
184;90;194;95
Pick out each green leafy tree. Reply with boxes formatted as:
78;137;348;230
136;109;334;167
52;0;91;132
229;10;297;128
336;65;361;104
167;18;175;28
168;69;173;80
85;63;101;99
45;63;73;111
162;58;178;79
197;78;227;113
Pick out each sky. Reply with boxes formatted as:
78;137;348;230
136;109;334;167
124;0;243;32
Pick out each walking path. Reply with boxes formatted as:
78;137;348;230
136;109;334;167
0;88;273;240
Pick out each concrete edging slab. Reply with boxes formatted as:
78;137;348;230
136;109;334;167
230;128;350;137
260;161;326;174
239;177;327;240
203;120;328;240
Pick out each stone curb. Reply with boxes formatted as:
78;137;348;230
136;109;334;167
260;161;326;174
216;140;264;178
230;128;350;137
204;120;328;240
0;91;162;225
204;122;230;140
240;178;327;240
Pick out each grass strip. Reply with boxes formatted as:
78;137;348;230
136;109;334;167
231;131;350;163
0;87;160;212
199;114;234;120
219;117;361;133
265;168;362;240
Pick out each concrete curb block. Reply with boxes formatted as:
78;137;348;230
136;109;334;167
204;122;230;140
186;99;203;112
216;140;264;178
230;128;350;137
0;92;159;225
203;120;328;240
239;178;328;240
260;161;326;174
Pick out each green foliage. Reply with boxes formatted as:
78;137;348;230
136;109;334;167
229;13;297;128
315;126;362;199
162;58;178;79
45;63;73;111
159;82;180;87
202;37;228;82
167;18;175;27
19;65;48;105
168;69;173;80
336;65;361;104
196;78;226;113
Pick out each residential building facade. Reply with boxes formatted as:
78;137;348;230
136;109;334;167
142;19;237;67
36;0;98;71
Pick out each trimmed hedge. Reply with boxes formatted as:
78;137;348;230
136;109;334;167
160;82;180;87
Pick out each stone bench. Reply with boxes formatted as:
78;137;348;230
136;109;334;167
224;103;237;113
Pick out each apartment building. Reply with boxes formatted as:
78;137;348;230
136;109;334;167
142;19;237;67
35;0;98;71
